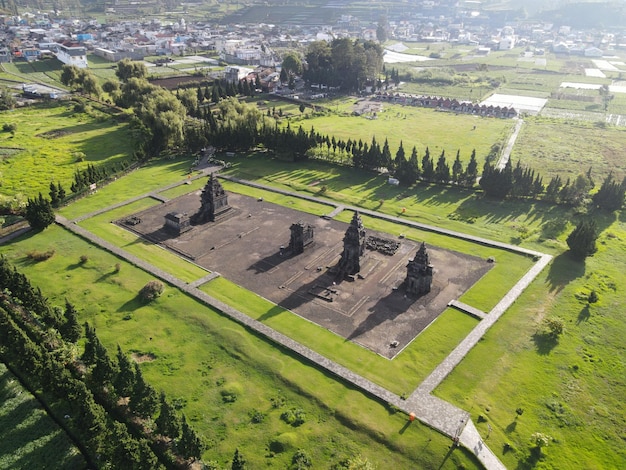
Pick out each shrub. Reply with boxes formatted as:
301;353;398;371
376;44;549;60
139;280;164;301
26;249;55;261
249;409;265;423
544;318;564;338
280;408;306;426
220;382;243;403
79;254;89;264
2;122;17;133
291;449;312;469
114;263;121;273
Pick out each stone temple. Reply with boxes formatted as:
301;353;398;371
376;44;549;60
191;173;231;224
405;242;434;297
288;221;315;255
336;211;367;279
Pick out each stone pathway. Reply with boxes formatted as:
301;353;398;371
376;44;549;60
188;271;221;288
449;299;487;320
496;118;524;170
54;177;554;470
324;205;345;219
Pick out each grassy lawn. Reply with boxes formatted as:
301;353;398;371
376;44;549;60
510;116;626;181
0;102;133;199
77;199;209;283
0;226;479;470
201;274;479;396
291;103;514;163
58;156;201;220
435;222;626;469
0;364;86;470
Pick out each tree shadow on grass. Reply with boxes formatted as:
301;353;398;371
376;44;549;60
546;252;585;293
576;305;591;324
117;295;145;313
505;420;517;433
531;332;559;355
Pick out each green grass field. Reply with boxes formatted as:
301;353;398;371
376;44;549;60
293;102;514;163
0;103;133;199
510;116;626;181
0;225;479;469
2;47;626;469
0;364;86;470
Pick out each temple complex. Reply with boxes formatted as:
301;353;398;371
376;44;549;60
336;211;367;278
191;174;231;224
405;242;434;297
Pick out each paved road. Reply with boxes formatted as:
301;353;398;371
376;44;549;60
53;176;552;470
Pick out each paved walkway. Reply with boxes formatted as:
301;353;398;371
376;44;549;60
497;118;524;170
449;299;487;320
55;177;553;470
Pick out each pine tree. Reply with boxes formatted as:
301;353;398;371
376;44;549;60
49;181;59;207
421;147;434;182
592;172;625;211
434;150;450;184
178;414;204;460
24;193;55;230
155;391;181;439
232;448;247;470
566;219;598;260
129;363;159;418
465;149;478;187
59;300;82;343
82;322;98;365
452;150;463;185
114;345;136;397
382;138;393;173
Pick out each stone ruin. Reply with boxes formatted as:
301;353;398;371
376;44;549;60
335;211;367;279
288;221;315;255
191;173;231;224
405;242;433;297
164;212;191;235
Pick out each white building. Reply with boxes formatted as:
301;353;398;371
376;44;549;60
55;43;88;68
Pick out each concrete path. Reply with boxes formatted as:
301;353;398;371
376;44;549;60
449;299;487;320
54;177;554;470
496;118;524;170
324;205;345;219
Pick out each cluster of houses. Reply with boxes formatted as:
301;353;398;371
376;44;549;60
374;92;518;119
0;1;624;74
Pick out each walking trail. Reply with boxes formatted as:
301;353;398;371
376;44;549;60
46;174;551;470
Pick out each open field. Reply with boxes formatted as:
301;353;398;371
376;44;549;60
2;46;626;469
287;103;514;164
0;364;86;470
0;225;479;469
0;103;133;199
510;116;626;181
